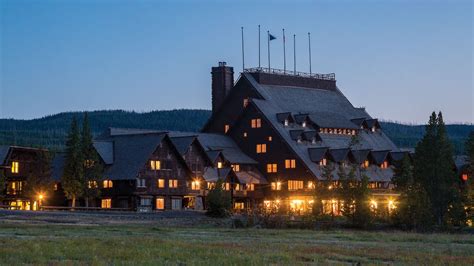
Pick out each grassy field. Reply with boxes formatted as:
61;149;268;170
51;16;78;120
0;222;473;265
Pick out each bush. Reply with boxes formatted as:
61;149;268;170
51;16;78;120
206;179;232;218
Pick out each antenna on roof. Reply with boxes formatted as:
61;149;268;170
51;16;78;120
258;25;261;68
241;26;245;71
308;32;312;75
283;28;286;74
293;34;296;75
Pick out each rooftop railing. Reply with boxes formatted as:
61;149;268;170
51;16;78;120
244;67;336;81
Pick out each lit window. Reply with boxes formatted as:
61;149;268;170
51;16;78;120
191;180;200;190
207;182;216;189
53;183;58;191
243;98;249;108
88;181;98;189
362;160;370;168
462;174;468;181
271;182;282;190
224;183;231;191
103;180;113;188
251;118;262;128
231;164;240;172
256;144;267;154
268;136;272;141
217;162;223;168
101;199;112;209
156;198;165;210
235;184;241;191
308;181;315;189
302;121;307;127
157;179;165;188
266;163;278;173
380;161;389;169
284;119;289;126
247;184;255;191
11;161;19;174
136;178;146;188
150;160;161;170
371;127;376;132
234;202;245;209
243;132;248;138
224;124;230;133
319;158;327;166
370;199;378;211
84;159;94;168
169;179;178;188
285;159;296;169
288;180;304;190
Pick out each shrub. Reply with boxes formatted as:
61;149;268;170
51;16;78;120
206;179;232;218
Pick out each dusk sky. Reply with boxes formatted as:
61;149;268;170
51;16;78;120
1;0;472;123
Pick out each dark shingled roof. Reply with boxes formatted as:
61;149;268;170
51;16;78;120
370;150;390;165
351;118;366;127
289;130;304;141
302;131;321;142
294;114;309;124
350;149;371;164
308;147;328;162
235;170;268;184
51;153;66;181
170;136;197;156
329;148;350;162
93;141;114;165
0;146;10;165
308;113;359;129
365;119;380;129
205;150;222;163
389;151;406;162
276;112;293;123
203;167;233;182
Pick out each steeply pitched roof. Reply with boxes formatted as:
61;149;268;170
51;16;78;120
328;148;350;162
203;167;233;182
170;136;197;156
370;150;390;165
236;170;268;184
350;149;371;164
0;146;10;165
93;141;114;165
308;147;328;162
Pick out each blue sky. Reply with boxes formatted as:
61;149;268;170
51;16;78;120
1;0;472;123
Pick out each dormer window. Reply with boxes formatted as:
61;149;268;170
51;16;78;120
11;161;19;174
302;121;307;127
371;126;376;133
297;137;302;143
319;158;327;166
150;160;161;170
284;119;289;126
224;124;230;133
243;98;249;108
311;137;317;144
380;161;389;169
217;162;223;169
362;160;369;168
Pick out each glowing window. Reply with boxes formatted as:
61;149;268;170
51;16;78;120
231;164;240;172
224;124;230;133
319;158;327;166
284;119;289;126
243;98;249;108
266;163;278;173
462;174;468;181
256;144;267;154
247;183;255;191
380;161;389;169
217;162;223;168
224;183;231;191
243;132;248;138
53;183;58;191
302;121;307;127
362;160;370;168
288;180;304;191
150;160;161;170
285;159;296;169
156;198;165;210
251;118;261;128
234;202;245;209
169;179;178;188
268;136;272;141
11;161;19;174
103;180;113;188
308;181;315;189
157;179;165;188
101;199;112;209
88;181;98;189
271;182;282;190
191;180;200;190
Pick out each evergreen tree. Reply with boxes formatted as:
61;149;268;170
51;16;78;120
62;117;84;208
0;169;5;197
81;112;103;207
23;150;53;205
313;162;334;217
206;179;232;217
463;131;474;224
353;174;372;228
340;166;357;224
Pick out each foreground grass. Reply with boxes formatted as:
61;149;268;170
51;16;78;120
0;223;473;265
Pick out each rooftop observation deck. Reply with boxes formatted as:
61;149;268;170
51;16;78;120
243;67;337;90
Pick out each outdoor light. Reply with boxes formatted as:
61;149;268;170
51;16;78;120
38;194;44;200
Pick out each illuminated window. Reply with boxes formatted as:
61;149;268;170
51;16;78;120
256;144;267;153
302;121;307;127
156;197;165;210
247;183;255;191
169;179;178;188
84;159;94;168
362;160;370;168
251;118;261;128
235;184;241;191
371;127;376;132
285;159;296;169
266;163;278;173
268;136;272;141
191;180;200;190
231;164;240;172
11;161;19;174
462;174;468;181
234;202;245;209
150;160;161;170
308;181;315;189
224;124;230;133
243;98;249;108
103;180;113;188
157;179;165;188
319;158;327;166
243;132;248;138
217;162;223;168
271;182;282;190
284;119;289;126
207;182;216;189
53;183;58;191
101;199;112;209
88;181;98;189
380;161;389;169
136;178;146;188
288;180;303;190
224;183;231;191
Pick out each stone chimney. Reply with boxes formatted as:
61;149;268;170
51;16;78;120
211;62;234;114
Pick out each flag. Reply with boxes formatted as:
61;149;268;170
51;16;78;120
269;34;276;41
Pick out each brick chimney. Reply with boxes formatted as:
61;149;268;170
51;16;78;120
211;62;234;114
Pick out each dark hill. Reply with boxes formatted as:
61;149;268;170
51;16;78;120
0;110;472;154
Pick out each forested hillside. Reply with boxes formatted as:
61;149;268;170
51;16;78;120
0;110;472;154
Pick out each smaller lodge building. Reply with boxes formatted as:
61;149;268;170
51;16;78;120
0;63;471;214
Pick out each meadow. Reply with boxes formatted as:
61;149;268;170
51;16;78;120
0;220;473;265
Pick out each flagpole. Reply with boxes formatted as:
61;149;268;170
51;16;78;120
308;32;312;75
283;29;286;74
267;30;270;72
293;34;296;75
241;27;245;72
258;25;261;69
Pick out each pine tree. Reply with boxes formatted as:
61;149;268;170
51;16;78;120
62;117;84;208
352;174;372;228
340;166;357;224
206;179;232;217
81;112;103;207
23;150;53;205
0;169;5;197
465;131;474;223
314;162;334;217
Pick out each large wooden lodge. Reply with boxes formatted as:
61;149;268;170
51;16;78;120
1;63;470;213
